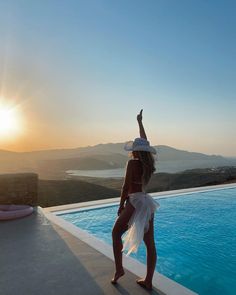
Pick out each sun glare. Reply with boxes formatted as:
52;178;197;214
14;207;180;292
0;99;22;138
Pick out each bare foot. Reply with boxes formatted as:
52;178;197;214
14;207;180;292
136;278;152;290
111;270;125;284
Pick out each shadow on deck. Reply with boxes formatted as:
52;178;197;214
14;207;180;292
0;209;162;295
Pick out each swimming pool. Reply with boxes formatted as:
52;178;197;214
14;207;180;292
58;186;236;295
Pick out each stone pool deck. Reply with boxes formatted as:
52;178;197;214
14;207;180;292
2;183;235;295
0;208;164;295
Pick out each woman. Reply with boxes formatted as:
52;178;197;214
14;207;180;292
111;109;160;290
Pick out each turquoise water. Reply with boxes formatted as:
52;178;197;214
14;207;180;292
59;187;236;295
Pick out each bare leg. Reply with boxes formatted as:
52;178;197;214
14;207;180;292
111;202;135;283
136;216;156;290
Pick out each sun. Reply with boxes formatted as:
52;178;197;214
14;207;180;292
0;100;22;138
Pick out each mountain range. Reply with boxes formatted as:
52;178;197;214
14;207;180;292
0;143;235;179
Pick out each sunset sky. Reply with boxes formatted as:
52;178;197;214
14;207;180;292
0;0;235;156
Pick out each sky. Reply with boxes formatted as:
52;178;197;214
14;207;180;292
0;0;235;156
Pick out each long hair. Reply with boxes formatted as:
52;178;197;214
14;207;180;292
137;151;156;185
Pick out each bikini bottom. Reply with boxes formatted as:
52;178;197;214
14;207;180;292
122;192;160;256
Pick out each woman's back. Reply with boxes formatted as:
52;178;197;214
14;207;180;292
128;159;143;194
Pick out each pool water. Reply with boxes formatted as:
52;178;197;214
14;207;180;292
59;187;236;295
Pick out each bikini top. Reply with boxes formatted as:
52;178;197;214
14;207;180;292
132;179;143;184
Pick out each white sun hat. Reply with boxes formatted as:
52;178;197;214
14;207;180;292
124;138;157;154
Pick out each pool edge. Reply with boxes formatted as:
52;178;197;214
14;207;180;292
44;183;236;214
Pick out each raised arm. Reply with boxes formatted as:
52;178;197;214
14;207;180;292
137;109;147;139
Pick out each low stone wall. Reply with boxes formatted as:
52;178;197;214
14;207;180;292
0;173;38;206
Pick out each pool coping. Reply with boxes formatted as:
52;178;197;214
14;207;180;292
44;182;236;214
42;183;236;295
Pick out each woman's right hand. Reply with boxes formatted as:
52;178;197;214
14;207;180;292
137;109;147;139
137;109;143;123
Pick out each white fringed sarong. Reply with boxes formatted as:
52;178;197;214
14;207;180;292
122;192;160;256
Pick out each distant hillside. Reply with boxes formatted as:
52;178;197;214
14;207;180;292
69;167;236;192
156;145;223;161
148;167;236;192
1;143;126;161
1;143;236;178
38;153;128;171
38;167;236;208
38;179;120;207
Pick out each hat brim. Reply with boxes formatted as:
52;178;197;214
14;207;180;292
124;141;157;154
124;141;134;151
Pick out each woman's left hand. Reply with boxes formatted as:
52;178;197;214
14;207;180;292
117;205;124;216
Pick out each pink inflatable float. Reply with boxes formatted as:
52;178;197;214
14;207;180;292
0;204;34;221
